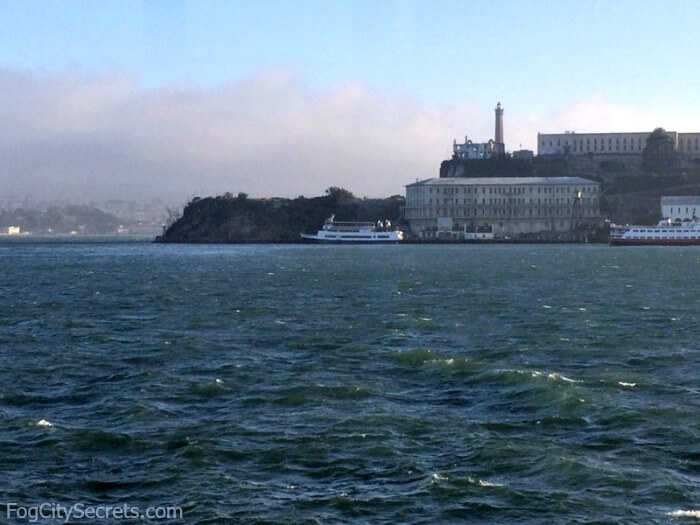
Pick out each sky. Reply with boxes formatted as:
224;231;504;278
1;0;699;203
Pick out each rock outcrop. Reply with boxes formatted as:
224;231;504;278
155;189;405;243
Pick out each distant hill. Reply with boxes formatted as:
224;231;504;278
0;205;122;234
156;189;405;243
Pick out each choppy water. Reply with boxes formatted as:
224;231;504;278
0;240;698;523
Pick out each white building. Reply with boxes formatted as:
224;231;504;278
538;131;661;155
538;130;700;158
677;133;700;156
404;177;600;238
453;137;500;159
661;196;700;222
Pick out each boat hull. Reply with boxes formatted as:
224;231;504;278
300;233;402;243
610;237;700;246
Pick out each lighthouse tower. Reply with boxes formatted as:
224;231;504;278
494;102;505;155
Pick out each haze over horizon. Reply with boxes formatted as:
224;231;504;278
1;0;699;203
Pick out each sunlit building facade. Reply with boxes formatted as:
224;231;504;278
538;131;700;158
404;177;600;238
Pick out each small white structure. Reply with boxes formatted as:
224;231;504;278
661;196;700;222
2;226;20;235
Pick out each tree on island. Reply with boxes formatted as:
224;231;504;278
642;128;677;175
324;187;355;204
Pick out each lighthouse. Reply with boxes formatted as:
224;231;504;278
495;102;505;155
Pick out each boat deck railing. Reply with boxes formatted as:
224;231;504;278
325;221;376;227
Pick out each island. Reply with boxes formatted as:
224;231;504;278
155;188;405;243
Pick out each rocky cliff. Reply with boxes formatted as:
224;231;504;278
155;189;405;243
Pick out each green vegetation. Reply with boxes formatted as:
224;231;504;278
157;188;405;243
642;127;677;175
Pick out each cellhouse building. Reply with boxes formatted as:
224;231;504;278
538;131;700;158
403;177;601;239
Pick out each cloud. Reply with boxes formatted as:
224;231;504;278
0;68;694;203
0;67;477;202
532;96;698;135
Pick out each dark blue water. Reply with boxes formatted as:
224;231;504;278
0;241;698;523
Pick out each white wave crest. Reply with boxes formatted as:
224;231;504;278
547;373;581;383
475;478;503;487
619;381;636;387
37;419;53;427
668;509;700;519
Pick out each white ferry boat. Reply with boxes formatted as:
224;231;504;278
609;218;700;246
300;215;404;243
